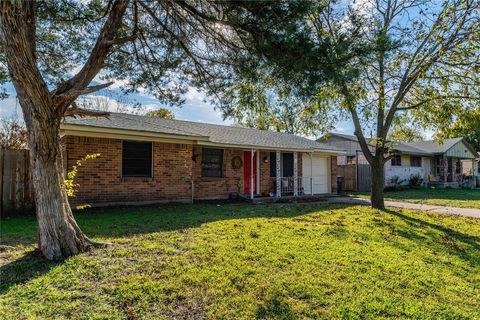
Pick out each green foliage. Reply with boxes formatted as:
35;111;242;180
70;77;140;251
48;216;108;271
388;118;425;143
224;78;338;136
435;107;480;151
235;0;480;156
64;153;100;209
145;108;175;120
1;203;479;318
0;0;315;107
408;174;424;187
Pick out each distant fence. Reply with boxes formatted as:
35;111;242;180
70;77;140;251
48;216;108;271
357;164;372;192
337;164;357;191
337;163;372;192
0;149;34;218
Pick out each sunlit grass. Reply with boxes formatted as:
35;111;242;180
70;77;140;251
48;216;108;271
1;203;479;319
352;188;480;209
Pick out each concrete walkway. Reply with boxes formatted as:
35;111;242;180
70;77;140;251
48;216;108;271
328;197;480;218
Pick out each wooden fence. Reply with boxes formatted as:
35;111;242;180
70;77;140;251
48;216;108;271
337;163;373;192
337;164;357;191
0;149;34;218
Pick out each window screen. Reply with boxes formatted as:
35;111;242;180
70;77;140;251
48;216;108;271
410;156;422;167
122;141;152;177
202;148;223;177
391;155;402;166
282;153;294;177
270;152;277;177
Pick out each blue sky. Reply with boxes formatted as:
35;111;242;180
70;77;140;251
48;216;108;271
0;82;356;138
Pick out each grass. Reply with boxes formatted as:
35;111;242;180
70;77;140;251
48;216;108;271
352;188;480;209
1;203;479;319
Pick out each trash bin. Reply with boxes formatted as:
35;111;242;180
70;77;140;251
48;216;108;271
337;176;344;195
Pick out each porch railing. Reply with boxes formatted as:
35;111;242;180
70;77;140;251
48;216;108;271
272;176;304;196
269;176;329;197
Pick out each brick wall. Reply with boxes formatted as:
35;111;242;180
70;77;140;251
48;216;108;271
192;146;243;199
331;156;338;193
66;136;311;206
65;136;193;206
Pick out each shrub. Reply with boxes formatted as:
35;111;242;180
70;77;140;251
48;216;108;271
408;173;424;187
64;153;101;209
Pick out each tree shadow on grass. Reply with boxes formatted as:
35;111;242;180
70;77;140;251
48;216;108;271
0;202;346;294
0;249;59;295
2;202;348;246
385;209;480;266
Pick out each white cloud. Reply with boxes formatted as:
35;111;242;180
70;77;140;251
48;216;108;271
0;96;22;118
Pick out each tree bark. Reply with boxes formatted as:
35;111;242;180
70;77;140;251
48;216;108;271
25;102;94;260
0;1;95;260
370;160;385;210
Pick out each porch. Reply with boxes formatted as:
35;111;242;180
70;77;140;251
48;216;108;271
429;156;477;188
241;149;334;200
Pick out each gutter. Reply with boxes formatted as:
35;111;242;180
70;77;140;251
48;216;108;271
61;124;346;155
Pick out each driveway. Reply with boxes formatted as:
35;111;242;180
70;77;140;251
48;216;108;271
329;196;480;218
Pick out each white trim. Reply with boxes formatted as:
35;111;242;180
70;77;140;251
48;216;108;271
256;152;260;194
250;149;254;200
62;124;345;154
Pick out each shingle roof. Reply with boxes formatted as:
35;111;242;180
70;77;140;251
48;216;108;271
320;132;476;157
320;132;373;144
397;138;464;155
64;112;342;152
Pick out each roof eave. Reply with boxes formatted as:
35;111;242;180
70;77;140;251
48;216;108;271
61;123;345;154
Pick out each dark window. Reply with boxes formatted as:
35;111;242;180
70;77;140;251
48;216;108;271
270;152;277;177
410;156;422;167
346;155;356;164
455;159;461;174
282;153;294;177
202;148;223;177
122;141;152;177
391;155;402;166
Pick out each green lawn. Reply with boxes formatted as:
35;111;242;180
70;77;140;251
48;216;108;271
1;203;479;319
352;188;480;209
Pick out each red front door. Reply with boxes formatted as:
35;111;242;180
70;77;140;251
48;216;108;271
243;151;257;195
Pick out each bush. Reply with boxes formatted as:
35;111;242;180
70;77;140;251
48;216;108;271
385;176;405;191
408;174;424;187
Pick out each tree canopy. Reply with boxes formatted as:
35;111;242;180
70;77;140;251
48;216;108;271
225;0;480;209
223;77;337;136
146;108;175;119
435;107;480;151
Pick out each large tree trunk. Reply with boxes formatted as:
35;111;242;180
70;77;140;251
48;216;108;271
25;102;94;260
370;159;385;210
0;1;94;260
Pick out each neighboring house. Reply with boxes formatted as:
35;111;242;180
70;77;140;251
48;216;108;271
462;152;480;187
60;113;343;207
319;133;478;188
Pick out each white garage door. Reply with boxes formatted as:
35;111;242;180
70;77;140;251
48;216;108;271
302;154;329;194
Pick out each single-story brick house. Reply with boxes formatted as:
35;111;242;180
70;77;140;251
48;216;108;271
319;133;478;188
60;113;343;207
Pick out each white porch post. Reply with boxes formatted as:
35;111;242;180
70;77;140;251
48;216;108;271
250;149;254;200
276;150;281;197
309;152;313;195
293;152;298;196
